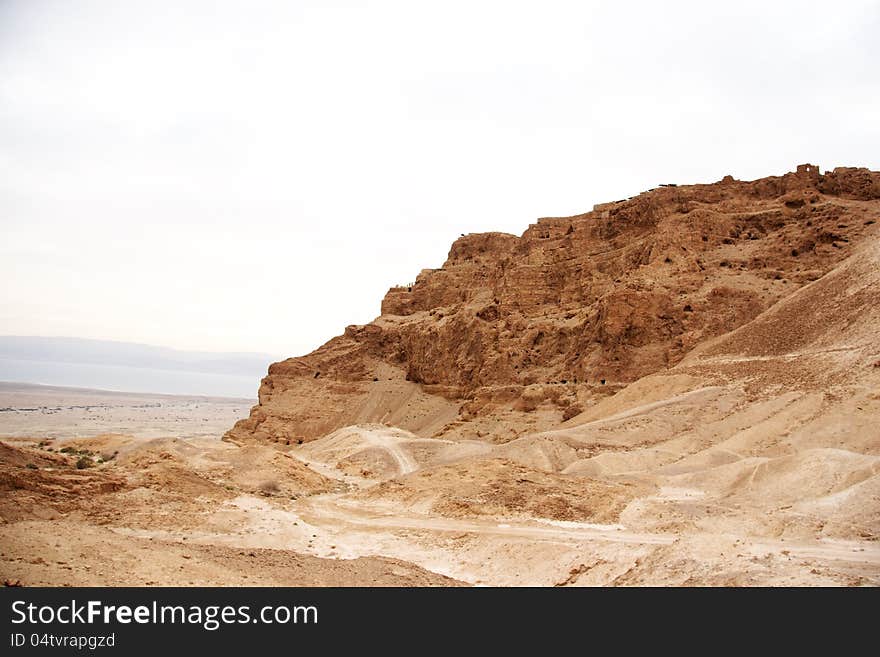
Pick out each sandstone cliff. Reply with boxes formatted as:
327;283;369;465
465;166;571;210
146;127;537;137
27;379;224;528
226;164;880;445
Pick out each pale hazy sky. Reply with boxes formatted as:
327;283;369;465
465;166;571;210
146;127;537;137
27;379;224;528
1;1;878;356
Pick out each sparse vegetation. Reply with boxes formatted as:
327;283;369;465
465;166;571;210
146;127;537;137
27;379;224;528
75;456;92;469
258;480;280;495
61;446;99;463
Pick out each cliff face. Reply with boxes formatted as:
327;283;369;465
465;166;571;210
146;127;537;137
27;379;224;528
226;165;880;445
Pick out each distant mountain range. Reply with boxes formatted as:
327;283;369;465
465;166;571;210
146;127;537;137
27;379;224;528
0;336;277;398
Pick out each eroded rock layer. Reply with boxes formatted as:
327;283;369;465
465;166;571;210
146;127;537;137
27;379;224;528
226;165;880;444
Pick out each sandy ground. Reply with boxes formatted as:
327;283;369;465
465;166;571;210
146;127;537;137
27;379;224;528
1;412;877;587
0;382;253;439
0;426;460;586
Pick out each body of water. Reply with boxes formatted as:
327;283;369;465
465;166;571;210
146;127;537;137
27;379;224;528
0;357;260;399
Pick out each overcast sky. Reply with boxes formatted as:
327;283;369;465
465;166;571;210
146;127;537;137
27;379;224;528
1;0;878;356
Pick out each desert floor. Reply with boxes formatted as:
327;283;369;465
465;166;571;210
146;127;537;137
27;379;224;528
1;383;877;587
0;382;253;440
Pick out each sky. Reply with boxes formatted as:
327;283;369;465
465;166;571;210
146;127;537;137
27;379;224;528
1;0;878;356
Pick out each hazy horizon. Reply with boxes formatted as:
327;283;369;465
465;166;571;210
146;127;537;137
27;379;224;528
0;334;278;359
2;0;878;355
0;335;274;397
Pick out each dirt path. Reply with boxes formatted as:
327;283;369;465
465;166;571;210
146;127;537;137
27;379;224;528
283;448;880;585
297;494;676;547
358;429;419;475
544;386;723;436
295;492;880;564
292;451;371;487
290;443;675;551
746;539;880;565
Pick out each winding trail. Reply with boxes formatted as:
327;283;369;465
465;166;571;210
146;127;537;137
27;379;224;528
359;430;419;475
286;437;880;576
297;494;676;547
281;419;880;587
538;386;723;437
294;493;880;565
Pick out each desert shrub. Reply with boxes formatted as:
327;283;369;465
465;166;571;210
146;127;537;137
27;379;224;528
258;480;280;495
75;456;92;470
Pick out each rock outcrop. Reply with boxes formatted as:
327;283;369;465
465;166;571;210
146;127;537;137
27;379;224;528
226;165;880;445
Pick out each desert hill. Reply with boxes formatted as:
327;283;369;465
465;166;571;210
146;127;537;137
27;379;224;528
227;164;880;445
